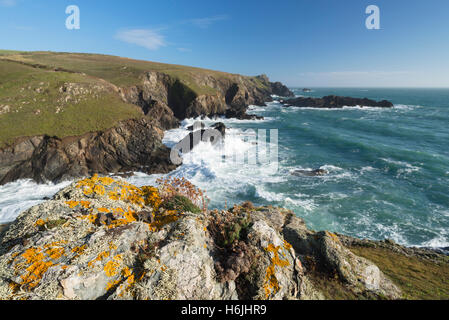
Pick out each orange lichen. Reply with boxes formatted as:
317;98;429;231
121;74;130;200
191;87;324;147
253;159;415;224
104;255;122;277
19;248;55;289
106;279;120;291
65;200;91;209
147;210;183;232
263;244;291;299
283;240;293;251
88;251;110;268
71;245;87;259
35;219;47;227
326;231;341;243
45;247;65;260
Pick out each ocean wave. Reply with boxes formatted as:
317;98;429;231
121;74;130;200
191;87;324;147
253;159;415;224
0;179;72;224
381;158;421;175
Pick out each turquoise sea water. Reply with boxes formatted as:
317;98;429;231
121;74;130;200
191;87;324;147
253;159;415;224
1;88;448;248
237;88;449;247
143;88;449;248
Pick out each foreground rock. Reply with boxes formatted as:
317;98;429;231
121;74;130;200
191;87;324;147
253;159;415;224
282;95;393;109
0;176;418;300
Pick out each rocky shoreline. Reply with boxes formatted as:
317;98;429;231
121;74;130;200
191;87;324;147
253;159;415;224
0;176;447;300
0;70;293;185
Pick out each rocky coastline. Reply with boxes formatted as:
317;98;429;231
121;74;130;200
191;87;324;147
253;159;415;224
0;68;293;185
0;176;447;300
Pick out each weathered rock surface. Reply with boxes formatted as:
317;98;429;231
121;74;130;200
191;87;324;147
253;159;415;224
0;118;177;185
0;176;407;300
282;95;394;109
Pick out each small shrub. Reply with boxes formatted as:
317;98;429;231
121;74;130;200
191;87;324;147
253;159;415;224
162;194;201;214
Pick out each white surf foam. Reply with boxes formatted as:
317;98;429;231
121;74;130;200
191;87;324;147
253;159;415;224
0;179;72;224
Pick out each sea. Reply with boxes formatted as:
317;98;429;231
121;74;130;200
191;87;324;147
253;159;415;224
1;88;448;249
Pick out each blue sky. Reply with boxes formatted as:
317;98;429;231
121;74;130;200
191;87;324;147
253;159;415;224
1;0;448;87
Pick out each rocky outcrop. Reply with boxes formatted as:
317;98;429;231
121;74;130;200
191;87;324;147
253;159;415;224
282;95;393;109
120;71;286;122
0;119;177;185
0;176;407;300
271;82;295;97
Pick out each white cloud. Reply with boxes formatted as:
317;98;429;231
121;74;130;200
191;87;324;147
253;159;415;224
0;0;17;7
116;29;167;51
189;15;228;28
177;47;192;53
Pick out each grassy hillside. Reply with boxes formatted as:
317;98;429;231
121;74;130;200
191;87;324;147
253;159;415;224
0;51;246;94
0;50;268;148
0;57;144;147
350;246;449;300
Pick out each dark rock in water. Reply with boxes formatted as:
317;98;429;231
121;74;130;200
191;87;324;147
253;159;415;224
187;123;206;131
187;122;226;137
225;108;264;120
302;88;312;92
292;169;328;177
176;128;225;155
282;95;393;109
271;82;295;97
211;122;226;137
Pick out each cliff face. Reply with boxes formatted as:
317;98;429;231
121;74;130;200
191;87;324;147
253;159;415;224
0;119;177;184
0;53;293;185
0;176;407;300
119;71;292;127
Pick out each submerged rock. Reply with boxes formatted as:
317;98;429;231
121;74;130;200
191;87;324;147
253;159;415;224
0;176;417;300
292;169;328;177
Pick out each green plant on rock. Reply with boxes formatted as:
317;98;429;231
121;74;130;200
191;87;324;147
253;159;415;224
222;216;252;247
162;194;201;214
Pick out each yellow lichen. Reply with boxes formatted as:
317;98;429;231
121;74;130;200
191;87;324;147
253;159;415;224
263;244;290;299
88;251;110;268
103;257;120;277
106;279;120;291
71;245;87;259
35;219;47;227
19;248;55;289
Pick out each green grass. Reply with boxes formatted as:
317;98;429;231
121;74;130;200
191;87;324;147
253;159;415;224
0;59;143;147
0;50;24;56
350;246;449;300
0;51;250;95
